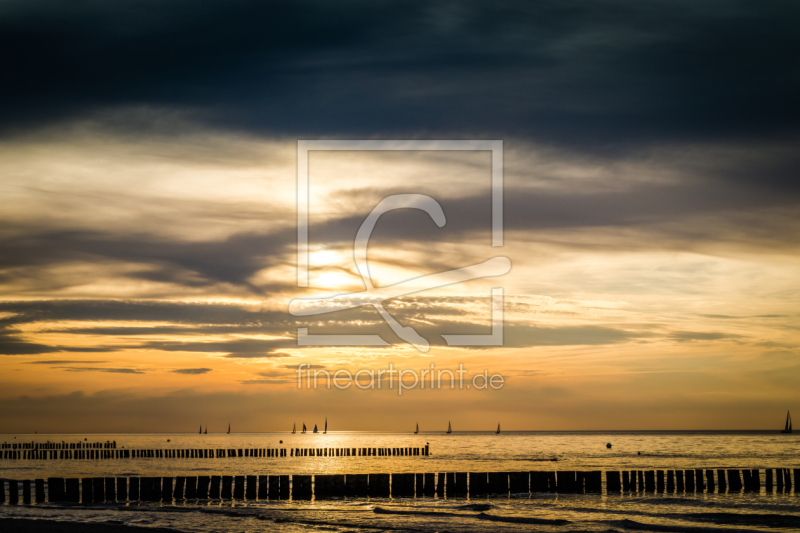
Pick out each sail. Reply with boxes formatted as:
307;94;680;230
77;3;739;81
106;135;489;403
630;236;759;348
292;423;296;434
447;421;452;434
414;423;419;434
324;418;327;434
199;425;202;434
227;423;230;434
302;423;306;433
313;424;318;433
496;423;500;435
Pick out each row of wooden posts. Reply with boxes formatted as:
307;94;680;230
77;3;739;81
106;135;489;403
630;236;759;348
0;446;429;461
1;442;117;450
1;468;798;504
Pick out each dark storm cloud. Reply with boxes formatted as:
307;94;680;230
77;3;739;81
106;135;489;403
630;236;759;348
0;228;294;289
1;0;799;150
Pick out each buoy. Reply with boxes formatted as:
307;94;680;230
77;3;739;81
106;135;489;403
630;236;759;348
279;440;283;444
606;443;612;449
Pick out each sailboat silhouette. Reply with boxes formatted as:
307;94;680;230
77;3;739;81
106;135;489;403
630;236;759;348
446;421;452;434
414;423;419;434
227;423;230;434
302;423;307;434
324;418;327;434
199;425;202;434
204;426;207;434
313;424;318;433
292;423;296;434
781;410;793;434
496;423;501;435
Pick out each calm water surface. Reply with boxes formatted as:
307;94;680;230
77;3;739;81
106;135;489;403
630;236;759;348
1;431;799;532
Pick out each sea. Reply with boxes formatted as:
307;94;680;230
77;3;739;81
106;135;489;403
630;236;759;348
1;431;799;532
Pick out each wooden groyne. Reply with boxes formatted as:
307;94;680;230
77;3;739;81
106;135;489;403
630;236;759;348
0;445;430;460
1;468;797;504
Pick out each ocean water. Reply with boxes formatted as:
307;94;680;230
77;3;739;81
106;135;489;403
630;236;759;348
1;431;799;532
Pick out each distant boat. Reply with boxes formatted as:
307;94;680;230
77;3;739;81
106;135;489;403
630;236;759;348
204;426;207;434
414;423;419;434
446;421;452;434
496;423;500;435
313;424;318;433
199;425;202;434
781;410;793;434
292;423;296;434
227;423;230;435
302;423;307;434
324;418;327;434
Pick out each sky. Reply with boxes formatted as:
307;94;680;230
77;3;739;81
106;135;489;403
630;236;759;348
1;0;799;433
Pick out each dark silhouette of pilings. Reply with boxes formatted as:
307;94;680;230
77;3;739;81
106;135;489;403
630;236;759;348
0;468;793;504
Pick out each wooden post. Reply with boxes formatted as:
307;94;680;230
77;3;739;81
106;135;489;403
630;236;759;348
465;472;485;499
393;473;414;498
257;475;268;500
82;478;93;504
666;470;675;492
546;471;557;493
117;478;127;502
765;469;773;491
622;471;630;491
422;472;436;498
557;471;575;494
293;475;312;500
728;469;743;492
637;471;644;492
751;469;760;493
184;476;197;499
93;478;105;503
510;471;530;494
454;472;468;497
268;475;280;500
209;476;221;499
685;470;695;492
279;475;290;500
9;480;19;504
656;470;665;493
35;479;45;503
233;476;245;499
221;476;233;499
104;477;115;501
607;471;622;493
644;470;655;492
717;469;727;492
695;469;705;492
128;478;138;501
161;477;172;502
785;468;793;491
435;472;444;497
415;473;424;497
48;478;65;502
705;470;715;492
333;474;345;498
530;471;547;493
355;474;368;497
245;475;257;500
777;468;785;491
174;477;185;500
315;474;333;499
371;473;390;498
488;472;508;496
22;480;31;504
742;469;753;491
